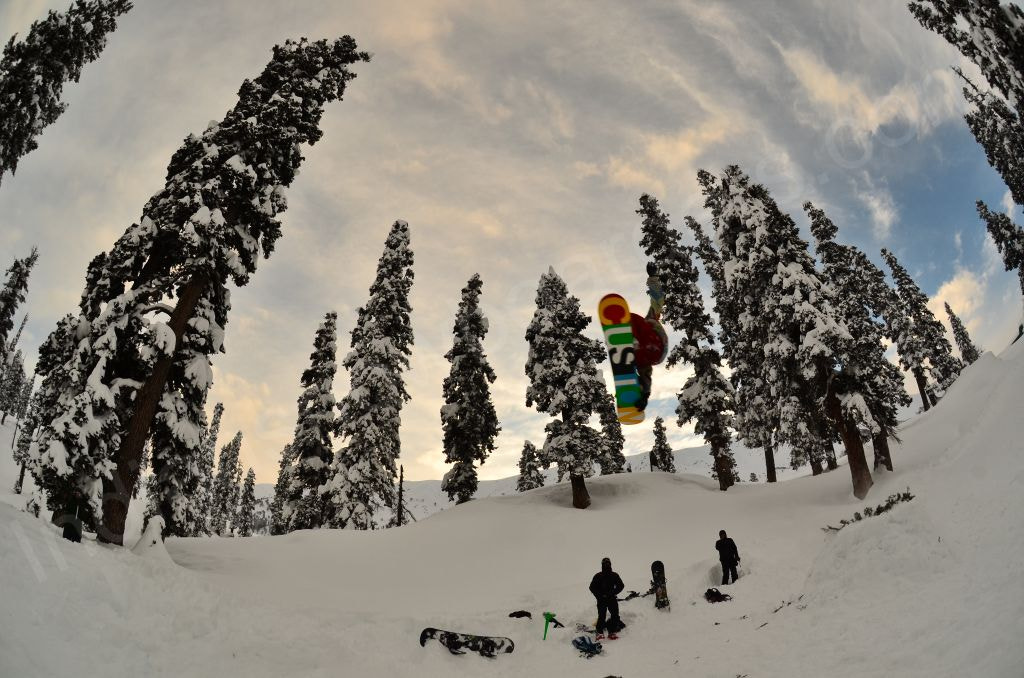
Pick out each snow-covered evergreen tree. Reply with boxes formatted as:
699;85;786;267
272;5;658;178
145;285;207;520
323;220;414;530
698;166;876;498
882;248;963;394
281;312;338;530
0;249;38;360
649;417;676;473
639;195;737;489
910;1;1024;339
439;274;499;504
595;389;626;475
28;37;369;544
0;0;133;184
6;313;28;358
188;401;223;536
0;350;25;424
976;202;1024;339
210;432;243;536
269;443;293;536
387;465;412;527
909;0;1024;108
944;302;981;364
516;440;546;492
806;203;912;471
524;267;606;509
11;377;35;494
236;468;257;538
686;214;779;482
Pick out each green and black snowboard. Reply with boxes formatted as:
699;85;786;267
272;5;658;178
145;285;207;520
419;627;514;658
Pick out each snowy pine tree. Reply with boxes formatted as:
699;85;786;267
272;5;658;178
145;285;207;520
882;249;963;395
649;417;676;473
0;0;133;184
595;389;626;475
524;267;606;509
807;203;912;471
6;313;28;358
0;350;25;424
698;166;876;498
11;376;35;494
639;195;737;489
188;402;223;536
910;1;1024;339
440;274;500;503
210;432;243;536
236;468;257;538
945;302;982;364
281;312;338;530
387;465;413;528
686;214;779;483
28;37;369;544
516;440;546;492
269;443;293;536
323;220;414;530
0;249;38;360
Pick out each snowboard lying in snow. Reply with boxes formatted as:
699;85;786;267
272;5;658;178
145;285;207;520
419;628;514;657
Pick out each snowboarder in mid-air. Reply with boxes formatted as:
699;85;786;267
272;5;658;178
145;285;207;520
716;530;740;585
589;557;625;639
631;262;668;411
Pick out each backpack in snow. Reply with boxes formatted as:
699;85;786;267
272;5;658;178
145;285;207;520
572;635;602;658
704;588;732;603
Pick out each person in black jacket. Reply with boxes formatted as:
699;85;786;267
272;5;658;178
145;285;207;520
589;557;625;638
716;530;740;585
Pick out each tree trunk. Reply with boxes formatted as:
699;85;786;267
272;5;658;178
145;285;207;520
913;368;935;410
808;448;823;476
823;390;872;499
712;441;734;491
14;461;26;494
872;427;894;472
764;444;777;483
824;443;838;471
1;412;7;425
99;274;209;545
570;474;591;509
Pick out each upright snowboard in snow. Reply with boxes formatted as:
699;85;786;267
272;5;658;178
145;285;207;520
419;628;514;657
651;560;670;610
598;293;644;425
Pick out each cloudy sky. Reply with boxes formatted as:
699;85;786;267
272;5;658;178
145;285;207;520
1;0;1021;485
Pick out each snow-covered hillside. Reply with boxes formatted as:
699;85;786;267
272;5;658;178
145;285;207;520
2;343;1022;677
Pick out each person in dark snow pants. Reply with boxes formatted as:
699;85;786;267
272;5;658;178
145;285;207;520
589;557;625;638
716;530;740;585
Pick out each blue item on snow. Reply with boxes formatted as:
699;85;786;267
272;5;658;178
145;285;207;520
572;635;602;658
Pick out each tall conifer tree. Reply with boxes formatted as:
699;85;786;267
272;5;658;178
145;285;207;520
324;221;414;530
649;417;676;473
516;440;546;492
281;312;338;530
210;432;243;536
0;249;38;359
595;389;626;475
236;468;257;538
882;249;963;395
524;268;606;509
806;203;912;471
0;0;133;183
698;166;876;498
639;196;737;489
944;302;981;364
28;37;369;544
440;274;499;504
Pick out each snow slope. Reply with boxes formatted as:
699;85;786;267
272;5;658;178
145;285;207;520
2;343;1022;677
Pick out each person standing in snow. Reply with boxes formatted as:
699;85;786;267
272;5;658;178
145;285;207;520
716;530;740;585
589;557;625;638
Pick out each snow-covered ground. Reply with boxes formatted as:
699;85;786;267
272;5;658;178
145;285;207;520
2;342;1022;677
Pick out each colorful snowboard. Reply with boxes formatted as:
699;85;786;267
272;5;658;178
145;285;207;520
419;628;514;657
598;294;644;425
651;560;670;610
